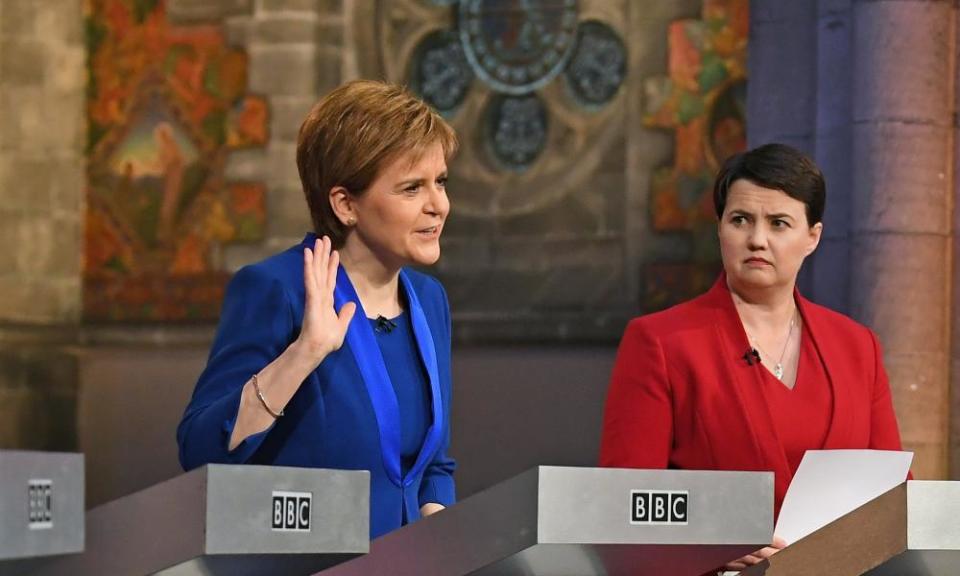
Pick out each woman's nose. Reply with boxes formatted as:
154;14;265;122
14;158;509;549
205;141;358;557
747;224;767;248
425;184;449;216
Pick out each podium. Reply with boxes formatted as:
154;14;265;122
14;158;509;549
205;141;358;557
26;464;370;576
741;480;960;575
0;450;84;568
322;466;774;576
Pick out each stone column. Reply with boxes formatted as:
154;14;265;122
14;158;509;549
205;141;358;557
0;0;86;449
747;1;818;154
810;0;853;315
209;0;341;268
850;0;954;479
747;0;819;293
952;6;960;480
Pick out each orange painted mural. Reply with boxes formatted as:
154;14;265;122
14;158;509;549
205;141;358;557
642;0;748;310
84;0;267;321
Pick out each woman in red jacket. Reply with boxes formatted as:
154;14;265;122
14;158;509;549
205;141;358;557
599;143;905;570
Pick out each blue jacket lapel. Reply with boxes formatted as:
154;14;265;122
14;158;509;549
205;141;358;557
333;266;444;489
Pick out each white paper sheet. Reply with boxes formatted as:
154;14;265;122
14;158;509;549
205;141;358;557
774;449;913;545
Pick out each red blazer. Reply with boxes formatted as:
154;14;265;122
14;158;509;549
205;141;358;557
599;275;905;516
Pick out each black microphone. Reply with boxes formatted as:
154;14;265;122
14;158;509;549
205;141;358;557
375;315;397;334
742;347;761;366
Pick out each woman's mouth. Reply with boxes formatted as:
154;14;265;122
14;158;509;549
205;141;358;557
416;225;441;239
744;257;772;266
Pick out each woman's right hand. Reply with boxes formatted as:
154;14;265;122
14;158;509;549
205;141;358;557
723;535;787;571
295;236;356;364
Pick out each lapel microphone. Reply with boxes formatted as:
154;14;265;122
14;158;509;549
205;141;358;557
375;315;397;334
742;347;761;366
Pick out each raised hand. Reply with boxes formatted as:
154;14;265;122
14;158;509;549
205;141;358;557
296;236;357;363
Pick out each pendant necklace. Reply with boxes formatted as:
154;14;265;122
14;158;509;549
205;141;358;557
749;310;797;381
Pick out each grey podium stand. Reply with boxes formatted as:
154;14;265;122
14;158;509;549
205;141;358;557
321;466;774;576
27;464;370;576
0;450;84;573
738;480;960;576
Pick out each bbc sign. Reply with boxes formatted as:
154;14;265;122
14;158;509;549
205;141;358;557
272;490;312;532
630;490;688;525
28;479;53;530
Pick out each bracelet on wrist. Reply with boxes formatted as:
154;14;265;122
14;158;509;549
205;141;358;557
252;373;284;418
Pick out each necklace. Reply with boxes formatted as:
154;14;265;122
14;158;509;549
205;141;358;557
748;310;797;380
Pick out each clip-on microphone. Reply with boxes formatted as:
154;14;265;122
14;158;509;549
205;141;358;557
375;315;397;334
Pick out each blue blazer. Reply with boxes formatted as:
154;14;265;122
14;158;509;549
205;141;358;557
177;235;456;539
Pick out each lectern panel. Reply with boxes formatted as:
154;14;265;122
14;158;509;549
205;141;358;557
204;465;368;554
24;464;369;576
322;466;774;576
537;467;771;544
0;451;84;562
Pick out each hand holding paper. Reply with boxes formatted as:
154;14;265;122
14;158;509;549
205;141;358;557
774;449;913;545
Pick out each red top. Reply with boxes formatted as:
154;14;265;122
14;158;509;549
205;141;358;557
599;274;905;518
760;324;833;474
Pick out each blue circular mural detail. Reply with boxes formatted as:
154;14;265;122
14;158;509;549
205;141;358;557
564;20;626;108
485;93;548;170
459;0;579;95
411;30;474;114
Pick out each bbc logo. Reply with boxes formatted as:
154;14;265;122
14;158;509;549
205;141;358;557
272;490;312;532
28;479;53;530
630;490;688;525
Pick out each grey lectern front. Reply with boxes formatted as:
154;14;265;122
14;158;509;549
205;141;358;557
0;450;84;567
28;464;369;576
742;480;960;576
322;466;774;576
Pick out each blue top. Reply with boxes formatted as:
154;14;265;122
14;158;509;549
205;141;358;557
177;234;456;539
369;312;432;481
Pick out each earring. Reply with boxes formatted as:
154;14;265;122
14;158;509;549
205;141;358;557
346;217;356;226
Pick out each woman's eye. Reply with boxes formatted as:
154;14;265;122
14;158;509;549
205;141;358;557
730;215;745;225
436;177;448;188
772;219;788;228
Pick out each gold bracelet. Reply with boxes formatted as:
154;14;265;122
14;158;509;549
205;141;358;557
252;373;283;418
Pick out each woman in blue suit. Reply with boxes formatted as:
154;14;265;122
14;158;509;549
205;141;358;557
177;80;457;539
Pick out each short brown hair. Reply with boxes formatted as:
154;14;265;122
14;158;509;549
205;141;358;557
713;143;826;226
296;80;459;247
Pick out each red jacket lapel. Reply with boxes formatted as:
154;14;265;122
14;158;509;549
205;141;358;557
699;276;793;488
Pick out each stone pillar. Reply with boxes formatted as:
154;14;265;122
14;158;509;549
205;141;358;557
0;0;86;448
850;0;954;479
747;0;819;293
810;0;853;315
214;0;343;268
952;6;960;480
747;1;818;154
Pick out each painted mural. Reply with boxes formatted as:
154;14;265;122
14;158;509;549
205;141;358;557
643;0;748;310
84;0;267;321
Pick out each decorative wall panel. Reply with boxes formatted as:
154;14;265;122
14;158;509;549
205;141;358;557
354;0;747;342
642;0;748;310
83;0;266;321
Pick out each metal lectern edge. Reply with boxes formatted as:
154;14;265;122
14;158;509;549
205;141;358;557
26;465;210;576
320;466;542;576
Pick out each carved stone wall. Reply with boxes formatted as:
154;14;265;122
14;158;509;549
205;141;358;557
351;0;744;342
0;0;86;450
